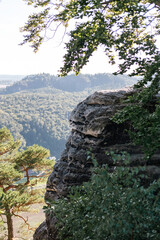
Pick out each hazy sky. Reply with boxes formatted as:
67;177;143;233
0;0;118;76
0;0;159;76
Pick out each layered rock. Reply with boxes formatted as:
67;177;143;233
34;89;160;240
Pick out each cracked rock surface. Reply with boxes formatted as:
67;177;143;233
34;89;160;240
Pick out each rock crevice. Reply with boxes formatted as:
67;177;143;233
34;89;160;240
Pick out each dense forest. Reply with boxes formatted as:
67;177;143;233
0;73;136;158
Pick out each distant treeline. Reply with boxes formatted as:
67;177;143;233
0;73;137;158
0;73;136;94
0;75;25;85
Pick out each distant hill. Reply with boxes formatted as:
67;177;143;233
0;73;137;159
0;75;25;86
0;73;137;94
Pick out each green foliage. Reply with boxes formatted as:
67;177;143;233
21;0;160;76
0;127;21;158
0;127;55;239
47;153;160;240
15;144;50;170
0;162;23;186
112;58;160;159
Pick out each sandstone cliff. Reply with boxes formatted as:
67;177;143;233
34;89;160;240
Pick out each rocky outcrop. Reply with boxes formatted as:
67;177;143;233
33;221;48;240
34;89;160;240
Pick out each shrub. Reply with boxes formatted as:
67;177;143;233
47;153;160;240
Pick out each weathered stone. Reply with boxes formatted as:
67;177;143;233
34;89;160;240
46;213;58;240
33;221;48;240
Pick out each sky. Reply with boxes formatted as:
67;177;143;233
0;1;159;76
0;0;117;76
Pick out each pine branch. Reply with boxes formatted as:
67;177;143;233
4;184;18;192
12;212;34;231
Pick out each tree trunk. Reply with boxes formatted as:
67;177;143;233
5;205;14;240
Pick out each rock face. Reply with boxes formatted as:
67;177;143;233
33;221;48;240
34;89;160;240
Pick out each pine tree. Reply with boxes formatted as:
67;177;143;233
0;127;54;240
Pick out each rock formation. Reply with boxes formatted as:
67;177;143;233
33;89;160;240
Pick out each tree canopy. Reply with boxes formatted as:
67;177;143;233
21;0;160;76
0;73;135;158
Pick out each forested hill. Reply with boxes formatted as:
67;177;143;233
0;73;136;94
0;73;137;159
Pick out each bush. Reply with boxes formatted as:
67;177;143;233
48;153;160;240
